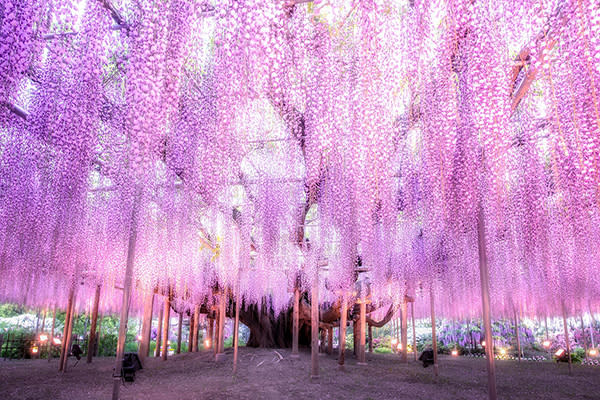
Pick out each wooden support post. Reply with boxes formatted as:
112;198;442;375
328;325;333;355
155;306;163;357
358;302;366;365
338;293;347;369
161;295;171;360
368;324;373;353
49;307;57;361
188;312;195;352
138;290;154;361
217;291;226;358
176;312;183;354
208;318;214;350
477;205;497;400
310;274;319;379
411;301;417;361
112;192;140;400
562;303;573;375
233;292;241;374
193;305;200;352
87;284;101;363
430;287;438;378
353;320;358;356
514;308;521;362
401;301;408;363
544;315;549;339
59;286;75;372
291;287;300;358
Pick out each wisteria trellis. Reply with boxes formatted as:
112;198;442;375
0;0;599;322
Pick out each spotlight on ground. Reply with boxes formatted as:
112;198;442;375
542;340;551;348
39;334;48;342
451;349;458;357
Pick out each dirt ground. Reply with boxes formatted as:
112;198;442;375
1;348;599;400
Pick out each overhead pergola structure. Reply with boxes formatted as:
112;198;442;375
1;0;599;399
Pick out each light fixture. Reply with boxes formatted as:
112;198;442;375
397;343;402;351
39;334;48;342
542;340;551;348
204;339;211;348
137;335;143;341
53;337;62;345
391;338;398;346
555;348;565;357
451;349;458;356
499;348;506;356
588;348;598;357
31;346;39;354
481;340;486;347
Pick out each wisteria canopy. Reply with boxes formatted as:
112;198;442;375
0;0;599;322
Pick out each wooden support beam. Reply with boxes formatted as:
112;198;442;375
112;193;140;400
233;292;241;374
430;287;439;378
176;312;183;354
291;288;300;358
155;306;163;358
188;312;195;352
86;285;101;363
310;275;319;379
514;308;522;362
338;293;348;369
477;205;497;400
401;301;408;363
358;302;367;365
411;301;417;361
59;286;75;372
161;295;171;361
367;324;373;353
193;305;200;352
48;307;56;361
562;303;573;375
327;326;333;355
138;290;154;361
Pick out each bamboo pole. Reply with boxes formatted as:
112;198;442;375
193;305;200;352
155;306;163;357
291;287;300;358
562;303;573;375
138;290;154;362
112;192;141;400
86;284;101;363
338;293;347;370
161;295;171;360
430;287;438;378
401;301;408;363
310;274;319;379
176;312;183;354
477;205;497;400
514;308;521;362
233;292;241;374
411;301;417;361
358;302;367;365
59;286;75;372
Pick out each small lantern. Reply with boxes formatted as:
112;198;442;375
499;348;507;356
39;334;48;343
451;349;459;357
204;339;211;348
588;348;598;357
481;340;486;347
31;346;39;354
53;337;62;345
542;340;551;348
137;335;143;341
